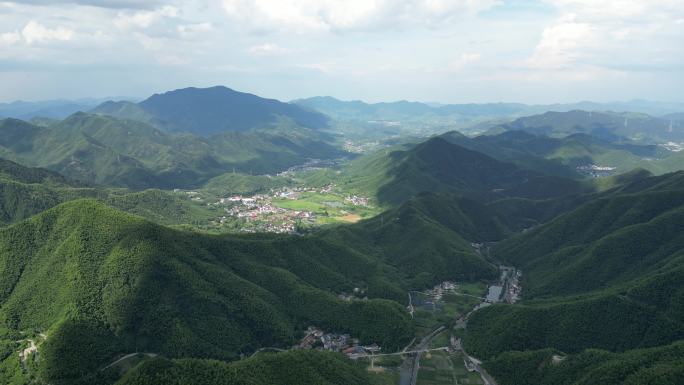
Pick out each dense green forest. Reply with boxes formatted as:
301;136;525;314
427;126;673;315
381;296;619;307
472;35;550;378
0;113;344;189
0;190;522;384
483;341;684;385
463;171;684;384
2;102;684;385
117;350;371;385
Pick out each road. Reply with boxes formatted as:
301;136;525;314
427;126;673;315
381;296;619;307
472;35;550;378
351;346;448;359
399;325;445;385
101;352;158;371
249;347;287;357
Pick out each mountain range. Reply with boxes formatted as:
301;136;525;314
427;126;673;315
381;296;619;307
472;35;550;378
489;110;684;144
294;96;684;123
0;112;343;189
1;85;684;385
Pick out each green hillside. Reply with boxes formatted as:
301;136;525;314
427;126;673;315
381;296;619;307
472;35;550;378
117;350;371;385
0;114;345;189
483;341;684;385
320;192;501;288
0;192;511;384
0;200;416;383
463;172;684;384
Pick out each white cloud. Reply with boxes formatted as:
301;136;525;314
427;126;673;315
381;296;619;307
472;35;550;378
0;31;21;45
114;5;179;30
221;0;499;33
449;52;481;71
22;20;74;44
177;22;212;38
0;21;74;46
248;43;291;56
525;0;684;72
543;0;682;19
4;0;164;9
527;15;594;69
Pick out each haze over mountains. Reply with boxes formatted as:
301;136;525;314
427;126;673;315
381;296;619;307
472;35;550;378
0;84;683;385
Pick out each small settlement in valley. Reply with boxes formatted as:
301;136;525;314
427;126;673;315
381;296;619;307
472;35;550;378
211;184;375;233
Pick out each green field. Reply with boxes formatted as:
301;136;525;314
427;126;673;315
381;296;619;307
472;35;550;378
456;283;487;297
429;330;451;349
272;191;380;224
417;350;484;385
368;370;401;385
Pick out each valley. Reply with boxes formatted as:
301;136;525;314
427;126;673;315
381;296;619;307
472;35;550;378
0;86;683;385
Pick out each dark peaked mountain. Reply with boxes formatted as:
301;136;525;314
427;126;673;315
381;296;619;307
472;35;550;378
93;86;329;136
341;137;590;205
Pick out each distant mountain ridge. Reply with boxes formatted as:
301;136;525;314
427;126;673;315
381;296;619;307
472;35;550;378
440;129;679;176
294;96;684;122
0;98;125;120
491;110;684;144
92;86;329;136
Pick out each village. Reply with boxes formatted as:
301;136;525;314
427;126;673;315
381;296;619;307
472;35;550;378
296;326;381;357
576;164;617;177
209;184;373;234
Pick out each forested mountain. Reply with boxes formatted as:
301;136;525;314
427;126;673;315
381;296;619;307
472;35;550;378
3;87;684;385
337;137;591;205
0;200;408;383
0;189;515;384
482;341;684;385
92;86;329;136
0;113;344;189
463;171;684;384
490;110;684;144
117;350;373;385
442;130;680;175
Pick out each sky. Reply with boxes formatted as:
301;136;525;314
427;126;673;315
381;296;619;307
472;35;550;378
0;0;682;104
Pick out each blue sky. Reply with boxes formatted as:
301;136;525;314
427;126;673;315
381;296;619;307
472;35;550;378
0;0;682;103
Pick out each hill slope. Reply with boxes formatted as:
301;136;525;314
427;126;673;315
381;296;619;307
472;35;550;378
0;191;507;383
0;200;415;383
463;172;684;384
117;350;373;385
